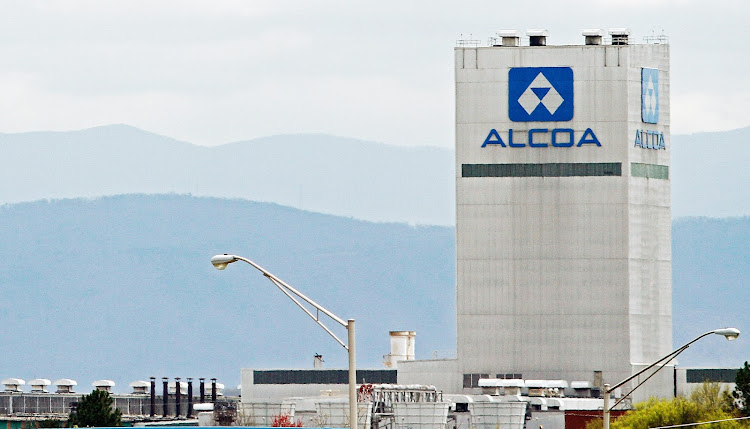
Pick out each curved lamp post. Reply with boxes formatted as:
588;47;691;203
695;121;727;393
211;254;357;429
602;327;740;429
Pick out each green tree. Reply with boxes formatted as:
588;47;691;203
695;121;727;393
67;389;122;427
586;394;741;429
690;381;734;414
37;419;62;428
734;361;750;417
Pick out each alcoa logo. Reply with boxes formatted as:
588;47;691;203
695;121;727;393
509;67;574;122
641;68;659;124
481;66;601;148
635;67;664;149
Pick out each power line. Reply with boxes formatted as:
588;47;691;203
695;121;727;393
650;415;750;429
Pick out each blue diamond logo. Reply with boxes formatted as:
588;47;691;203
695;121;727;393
641;68;659;124
509;67;574;122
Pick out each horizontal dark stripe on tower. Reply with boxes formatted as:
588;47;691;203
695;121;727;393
462;162;622;177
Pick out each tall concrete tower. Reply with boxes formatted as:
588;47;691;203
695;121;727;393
454;29;672;399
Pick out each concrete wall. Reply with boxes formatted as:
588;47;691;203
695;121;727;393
526;411;564;429
455;42;672;397
625;364;675;403
397;359;461;393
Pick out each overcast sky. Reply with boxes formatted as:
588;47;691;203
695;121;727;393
0;0;747;148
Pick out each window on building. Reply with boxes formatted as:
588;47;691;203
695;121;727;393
462;163;622;178
686;369;738;383
462;373;490;388
631;162;668;179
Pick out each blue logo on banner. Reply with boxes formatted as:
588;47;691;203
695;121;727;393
641;68;659;124
509;67;574;122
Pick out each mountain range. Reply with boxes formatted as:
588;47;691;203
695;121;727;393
0;195;455;391
0;124;747;392
0;125;453;225
1;124;749;225
0;195;747;393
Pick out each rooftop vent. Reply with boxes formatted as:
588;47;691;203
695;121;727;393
29;379;51;393
53;379;77;393
582;29;604;45
478;378;502;395
527;29;548;46
496;30;521;47
129;380;150;395
609;28;631;45
2;378;25;392
525;380;568;397
478;378;524;396
211;382;225;397
570;381;593;398
168;381;188;395
92;379;115;392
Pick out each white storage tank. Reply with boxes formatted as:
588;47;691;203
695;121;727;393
385;331;416;368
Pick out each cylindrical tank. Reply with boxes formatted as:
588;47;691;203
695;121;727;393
388;331;416;368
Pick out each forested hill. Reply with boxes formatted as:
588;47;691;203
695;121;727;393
0;195;455;390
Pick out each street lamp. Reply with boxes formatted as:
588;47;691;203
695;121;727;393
602;327;740;429
210;254;358;429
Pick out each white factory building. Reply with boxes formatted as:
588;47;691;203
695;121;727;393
399;28;673;403
230;29;742;429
